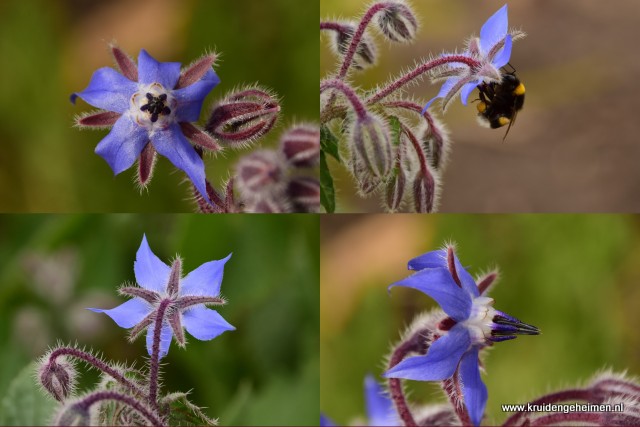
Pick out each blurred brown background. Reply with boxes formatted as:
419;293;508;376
321;0;640;212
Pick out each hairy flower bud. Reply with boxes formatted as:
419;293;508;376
590;372;640;402
412;171;436;213
246;197;290;213
377;1;418;43
351;160;382;196
288;177;320;213
419;116;450;170
416;406;459;426
281;125;320;168
350;114;393;180
38;356;76;402
206;87;280;147
54;402;91;426
385;165;406;212
329;21;377;69
235;150;286;198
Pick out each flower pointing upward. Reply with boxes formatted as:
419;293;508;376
384;245;539;426
72;47;223;202
424;4;525;112
89;235;235;359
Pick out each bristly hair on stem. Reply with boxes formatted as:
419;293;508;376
320;2;525;213
320;2;453;213
196;122;319;214
383;310;443;427
74;42;315;213
502;370;640;426
37;343;148;403
36;234;239;426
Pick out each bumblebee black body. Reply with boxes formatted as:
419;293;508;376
476;72;525;138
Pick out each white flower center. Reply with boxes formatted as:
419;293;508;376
130;83;177;130
461;296;497;344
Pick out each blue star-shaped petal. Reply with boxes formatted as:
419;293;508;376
72;48;220;202
89;234;234;359
424;5;521;112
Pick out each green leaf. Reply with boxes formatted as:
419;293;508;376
320;151;336;213
219;381;253;425
320;125;341;162
235;357;319;425
0;362;57;426
162;392;218;426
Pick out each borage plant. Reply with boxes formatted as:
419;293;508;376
321;244;640;426
73;45;319;213
37;235;234;426
320;2;523;212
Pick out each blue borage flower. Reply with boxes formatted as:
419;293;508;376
89;235;235;359
424;5;525;112
321;374;398;426
362;375;399;426
72;47;221;202
384;245;539;426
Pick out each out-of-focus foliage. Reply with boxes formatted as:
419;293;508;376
0;214;319;425
0;0;317;212
320;214;640;424
0;363;57;426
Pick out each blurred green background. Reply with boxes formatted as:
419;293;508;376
320;214;640;425
0;0;318;212
321;0;640;212
0;214;319;425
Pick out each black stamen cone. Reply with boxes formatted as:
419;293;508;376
141;93;171;121
493;311;540;336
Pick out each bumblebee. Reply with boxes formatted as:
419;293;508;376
476;68;525;140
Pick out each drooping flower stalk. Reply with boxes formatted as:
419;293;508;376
336;2;406;79
398;122;437;213
386;327;430;427
56;390;163;426
366;55;482;106
320;3;525;212
320;79;368;120
37;234;237;426
380;100;449;171
42;346;146;401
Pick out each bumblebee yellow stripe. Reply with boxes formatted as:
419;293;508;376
498;117;511;127
513;83;525;96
